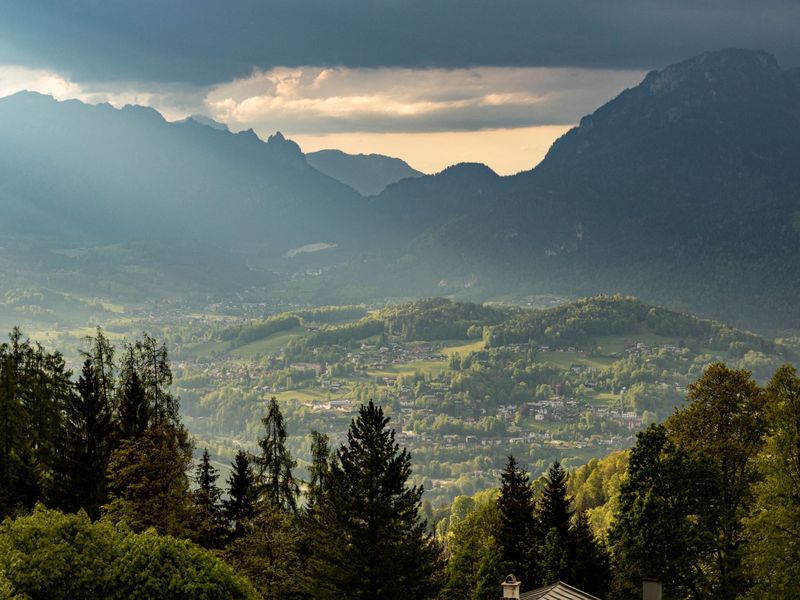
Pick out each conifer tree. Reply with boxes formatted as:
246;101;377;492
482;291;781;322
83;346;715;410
496;455;538;588
309;400;443;599
536;461;574;585
103;422;193;537
223;449;257;540
56;359;114;519
306;430;330;509
135;334;177;426
568;511;610;597
190;448;227;549
83;328;116;414
256;397;299;512
117;348;149;440
0;331;28;516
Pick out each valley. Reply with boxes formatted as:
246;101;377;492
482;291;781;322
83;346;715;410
14;295;789;508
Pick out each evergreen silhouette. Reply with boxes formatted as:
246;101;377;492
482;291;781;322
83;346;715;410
497;455;538;589
536;461;574;585
256;397;299;513
223;449;257;540
309;400;443;599
117;348;150;440
190;448;227;549
56;359;114;519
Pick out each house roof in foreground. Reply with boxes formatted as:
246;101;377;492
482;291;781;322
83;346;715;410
519;580;601;600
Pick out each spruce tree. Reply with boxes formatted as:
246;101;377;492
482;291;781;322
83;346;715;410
497;455;538;589
536;461;574;585
309;400;443;599
135;334;177;426
103;422;193;537
256;397;299;512
223;449;257;540
56;359;114;519
568;511;610;597
190;448;227;549
117;349;149;440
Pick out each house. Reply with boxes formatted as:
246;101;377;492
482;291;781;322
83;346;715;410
500;574;663;600
519;581;599;599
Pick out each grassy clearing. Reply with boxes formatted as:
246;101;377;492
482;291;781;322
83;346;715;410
440;339;485;357
230;327;307;358
179;340;229;359
538;351;615;370
272;388;329;403
367;359;448;378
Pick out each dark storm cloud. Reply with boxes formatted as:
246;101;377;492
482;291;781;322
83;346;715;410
1;0;799;85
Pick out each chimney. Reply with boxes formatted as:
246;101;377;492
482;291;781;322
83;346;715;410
642;578;662;600
501;574;521;599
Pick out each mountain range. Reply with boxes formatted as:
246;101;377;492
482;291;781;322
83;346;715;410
1;48;799;333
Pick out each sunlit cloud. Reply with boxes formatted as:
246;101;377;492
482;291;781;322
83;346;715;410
0;63;644;174
0;65;83;100
205;66;645;134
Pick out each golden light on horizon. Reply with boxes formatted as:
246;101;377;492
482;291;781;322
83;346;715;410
291;125;574;176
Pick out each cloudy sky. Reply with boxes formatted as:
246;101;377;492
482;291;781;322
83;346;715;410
1;1;799;173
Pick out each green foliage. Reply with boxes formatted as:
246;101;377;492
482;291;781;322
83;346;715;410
309;400;444;599
225;504;302;599
485;295;776;355
496;455;538;588
667;363;767;598
223;315;302;350
0;505;260;599
742;365;800;598
440;492;503;600
256;397;300;513
224;450;257;540
190;448;227;549
53;358;114;519
536;462;573;585
103;423;194;537
609;424;717;599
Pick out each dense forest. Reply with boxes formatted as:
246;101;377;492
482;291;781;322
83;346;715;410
1;326;800;598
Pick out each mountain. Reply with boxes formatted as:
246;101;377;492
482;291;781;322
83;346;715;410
0;92;374;304
3;49;800;334
305;149;423;195
0;92;365;251
406;49;800;332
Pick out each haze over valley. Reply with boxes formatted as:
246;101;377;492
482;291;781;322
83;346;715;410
3;3;800;599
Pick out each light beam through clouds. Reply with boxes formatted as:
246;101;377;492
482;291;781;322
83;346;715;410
0;64;645;174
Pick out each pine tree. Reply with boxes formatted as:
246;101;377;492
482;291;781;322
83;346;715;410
190;448;227;549
223;450;257;540
308;400;443;599
56;359;114;519
496;455;538;589
536;461;574;585
256;397;299;512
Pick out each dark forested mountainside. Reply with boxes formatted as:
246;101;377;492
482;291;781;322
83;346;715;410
409;49;800;332
0;92;365;250
306;149;423;196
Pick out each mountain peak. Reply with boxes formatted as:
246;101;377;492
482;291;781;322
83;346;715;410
183;114;229;131
642;48;780;97
266;130;304;158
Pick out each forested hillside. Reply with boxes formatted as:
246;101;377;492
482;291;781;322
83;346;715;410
3;324;800;599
